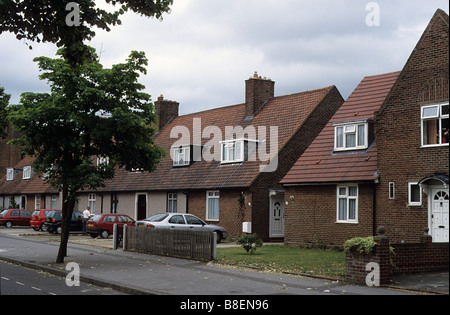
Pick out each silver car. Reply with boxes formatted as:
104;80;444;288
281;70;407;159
136;213;228;243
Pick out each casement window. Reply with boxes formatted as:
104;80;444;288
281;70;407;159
97;156;109;166
337;185;358;223
167;193;178;213
389;182;395;200
334;123;369;151
221;140;244;163
6;168;14;181
408;183;422;206
51;195;58;209
23;166;32;180
35;195;41;210
111;194;119;214
421;102;449;146
206;191;220;221
88;194;96;213
173;145;191;166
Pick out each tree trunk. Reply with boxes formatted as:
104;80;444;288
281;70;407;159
56;186;76;263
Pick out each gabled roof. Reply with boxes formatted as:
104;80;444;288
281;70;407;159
281;71;400;185
99;85;339;191
0;156;58;195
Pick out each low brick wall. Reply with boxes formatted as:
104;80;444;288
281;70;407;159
346;229;449;285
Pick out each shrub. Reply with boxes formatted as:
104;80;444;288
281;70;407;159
237;233;263;254
343;236;377;255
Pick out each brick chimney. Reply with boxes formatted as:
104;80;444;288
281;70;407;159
245;72;275;118
154;95;179;131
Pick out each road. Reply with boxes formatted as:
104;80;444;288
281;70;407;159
0;261;125;295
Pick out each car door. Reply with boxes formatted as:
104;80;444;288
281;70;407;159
102;215;117;233
10;210;21;225
20;210;31;226
167;214;188;230
71;212;83;231
184;214;206;231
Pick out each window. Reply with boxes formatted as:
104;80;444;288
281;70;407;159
23;166;31;179
173;145;190;166
51;195;57;209
168;215;185;224
111;194;119;214
167;193;177;213
97;156;109;166
337;185;358;223
221;140;244;163
408;183;422;206
88;194;96;213
206;191;220;221
35;195;41;210
334;123;368;151
6;168;14;181
421;103;449;146
389;182;395;200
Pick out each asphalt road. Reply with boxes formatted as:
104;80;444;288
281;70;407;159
0;261;125;295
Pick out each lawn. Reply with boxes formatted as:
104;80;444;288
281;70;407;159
215;245;346;279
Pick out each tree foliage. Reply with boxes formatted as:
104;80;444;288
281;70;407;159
7;47;165;262
0;0;173;64
0;86;10;138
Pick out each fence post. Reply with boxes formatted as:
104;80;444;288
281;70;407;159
212;232;217;260
113;223;118;250
123;224;127;251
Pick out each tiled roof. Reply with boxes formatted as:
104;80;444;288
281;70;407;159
281;71;400;184
99;85;338;191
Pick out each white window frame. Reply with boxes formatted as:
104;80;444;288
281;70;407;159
173;145;191;167
167;193;178;213
408;182;422;206
23;166;31;180
35;195;41;210
97;156;109;166
336;185;358;223
206;191;220;221
334;122;368;151
51;195;57;209
421;102;449;147
221;139;244;163
6;168;14;181
88;193;96;213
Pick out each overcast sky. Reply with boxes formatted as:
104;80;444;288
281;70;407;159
0;1;449;115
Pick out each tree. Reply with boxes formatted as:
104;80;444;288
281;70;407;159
7;47;165;263
0;86;10;138
0;0;173;65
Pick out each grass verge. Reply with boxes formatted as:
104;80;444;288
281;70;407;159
215;245;346;279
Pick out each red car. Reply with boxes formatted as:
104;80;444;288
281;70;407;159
86;213;135;239
31;209;61;231
0;209;32;228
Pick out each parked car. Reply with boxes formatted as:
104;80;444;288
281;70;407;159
0;209;32;228
31;209;61;231
43;210;83;234
86;213;136;239
136;213;228;243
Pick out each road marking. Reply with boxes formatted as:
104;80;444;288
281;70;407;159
32;286;42;291
1;276;10;281
0;249;7;253
15;281;25;286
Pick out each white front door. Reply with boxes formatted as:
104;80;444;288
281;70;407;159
269;195;284;237
431;189;449;243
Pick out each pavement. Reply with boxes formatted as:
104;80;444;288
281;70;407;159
0;227;448;297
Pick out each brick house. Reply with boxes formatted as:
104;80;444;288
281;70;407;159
281;9;449;246
0;123;22;177
74;73;344;240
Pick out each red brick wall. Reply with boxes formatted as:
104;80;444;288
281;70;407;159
0;123;22;176
284;184;374;247
374;11;449;243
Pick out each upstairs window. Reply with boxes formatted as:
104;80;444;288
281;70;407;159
6;168;14;181
23;166;32;180
334;123;368;151
221;140;244;163
421;103;449;146
173;145;191;167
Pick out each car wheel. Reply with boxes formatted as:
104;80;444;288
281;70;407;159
56;226;62;234
5;221;13;228
33;227;40;231
100;230;110;239
90;233;99;238
41;224;48;232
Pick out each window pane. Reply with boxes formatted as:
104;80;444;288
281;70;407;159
442;118;449;144
345;125;355;132
410;184;421;203
357;125;365;146
338;187;347;196
346;133;356;147
349;199;356;220
442;105;449;116
336;127;343;148
338;198;347;220
208;198;219;220
423;119;439;145
423;106;439;118
349;186;357;196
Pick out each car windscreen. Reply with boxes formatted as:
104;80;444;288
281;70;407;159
144;213;169;222
47;211;61;220
0;210;8;215
90;214;102;222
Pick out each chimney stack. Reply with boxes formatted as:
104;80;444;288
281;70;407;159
154;95;179;131
245;71;275;118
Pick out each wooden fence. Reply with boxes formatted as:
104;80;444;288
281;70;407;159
120;225;217;261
